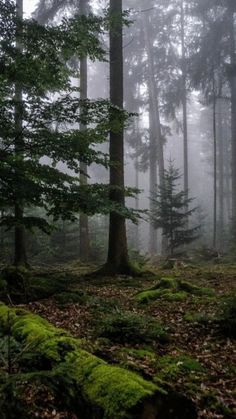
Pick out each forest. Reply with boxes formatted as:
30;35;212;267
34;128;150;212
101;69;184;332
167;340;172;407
0;0;236;418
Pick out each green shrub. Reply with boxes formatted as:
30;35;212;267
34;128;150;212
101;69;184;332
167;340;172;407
96;311;168;344
218;295;236;338
89;296;121;314
54;290;88;307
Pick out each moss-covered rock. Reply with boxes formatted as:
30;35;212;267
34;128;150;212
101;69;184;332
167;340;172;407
135;277;215;304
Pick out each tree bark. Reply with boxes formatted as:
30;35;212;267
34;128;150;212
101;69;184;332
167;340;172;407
143;11;165;255
104;0;130;274
180;0;189;198
212;73;217;249
229;8;236;235
148;108;158;254
217;99;224;248
134;120;140;250
79;0;90;262
14;0;27;267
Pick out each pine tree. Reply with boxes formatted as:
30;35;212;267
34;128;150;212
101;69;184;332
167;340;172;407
151;162;199;256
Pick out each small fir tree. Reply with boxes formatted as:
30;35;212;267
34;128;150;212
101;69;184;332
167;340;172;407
151;162;199;256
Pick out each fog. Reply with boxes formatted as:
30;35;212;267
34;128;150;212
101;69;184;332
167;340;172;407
1;0;235;264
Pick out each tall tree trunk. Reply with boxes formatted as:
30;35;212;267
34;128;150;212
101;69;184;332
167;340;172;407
79;0;90;262
134;156;139;251
143;11;165;255
134;121;140;250
224;114;231;223
14;0;27;267
217;99;224;248
229;8;236;236
148;108;158;254
212;74;217;249
180;0;189;197
104;0;130;274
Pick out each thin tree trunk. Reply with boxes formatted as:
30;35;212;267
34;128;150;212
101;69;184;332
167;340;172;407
149;108;158;254
134;157;139;250
143;11;165;255
104;0;130;274
180;0;188;197
224;115;231;223
134;119;140;250
229;8;236;235
14;0;27;267
217;99;224;247
79;0;90;262
212;73;217;249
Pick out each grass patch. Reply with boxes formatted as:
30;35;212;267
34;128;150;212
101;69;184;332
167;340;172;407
154;354;205;382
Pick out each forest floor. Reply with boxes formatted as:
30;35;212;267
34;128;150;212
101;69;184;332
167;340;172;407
1;262;236;418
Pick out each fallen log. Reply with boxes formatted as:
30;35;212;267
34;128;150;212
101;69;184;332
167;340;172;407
0;303;197;419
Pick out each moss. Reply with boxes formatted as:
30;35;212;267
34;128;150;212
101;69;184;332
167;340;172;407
178;281;215;296
12;313;62;343
0;304;168;418
135;277;214;304
63;350;163;419
119;348;157;362
154;355;204;382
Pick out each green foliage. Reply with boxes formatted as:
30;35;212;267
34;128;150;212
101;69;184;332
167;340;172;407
89;296;121;314
200;390;234;417
218;295;236;338
54;290;88;307
0;0;138;265
95;311;168;344
154;354;204;382
62;350;162;419
151;162;200;255
0;303;165;419
135;277;215;304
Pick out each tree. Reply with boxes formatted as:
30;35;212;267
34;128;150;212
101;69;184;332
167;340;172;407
79;0;90;262
151;162;199;256
14;0;26;266
189;0;236;241
103;0;131;275
0;0;120;266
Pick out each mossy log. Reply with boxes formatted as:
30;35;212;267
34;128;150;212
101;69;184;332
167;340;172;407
0;303;196;419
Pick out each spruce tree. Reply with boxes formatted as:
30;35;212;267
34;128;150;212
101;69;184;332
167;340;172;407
151;162;199;256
